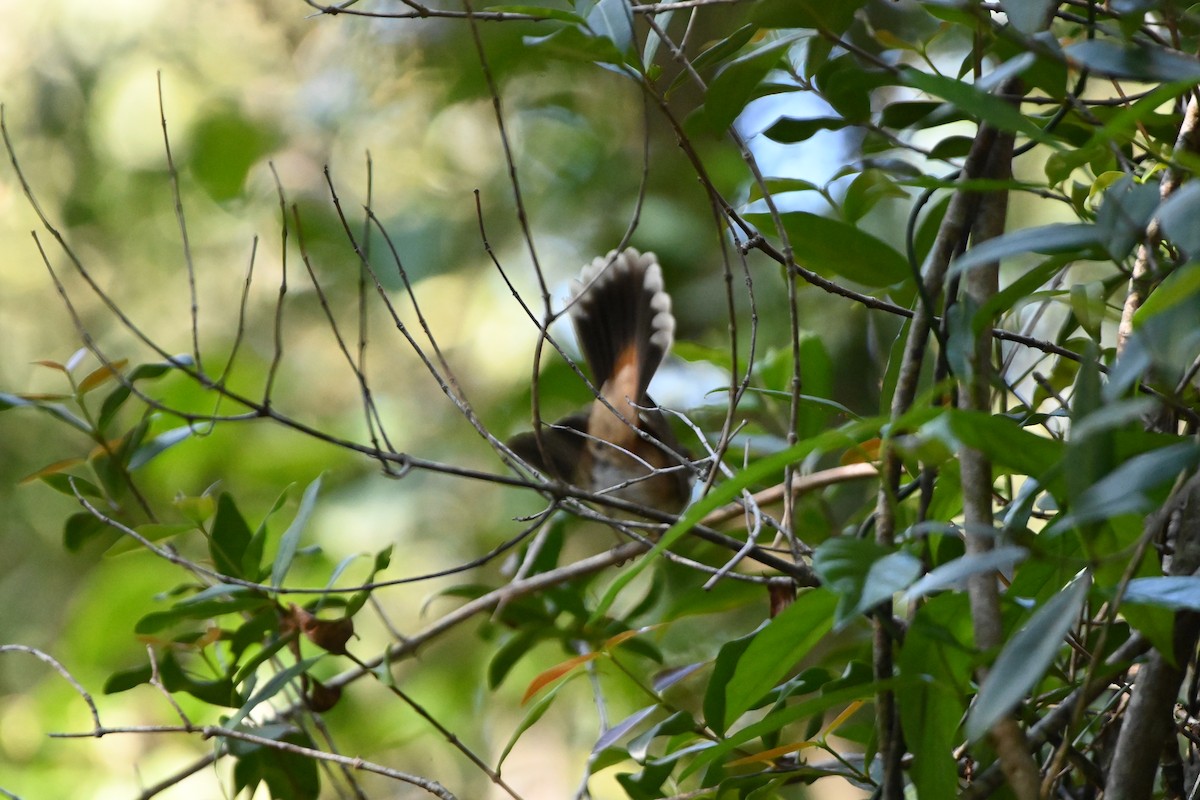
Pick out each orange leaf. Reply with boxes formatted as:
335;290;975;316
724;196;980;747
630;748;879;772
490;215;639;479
600;623;663;652
17;393;72;401
841;438;881;464
19;458;86;484
32;359;67;373
522;652;597;704
819;700;863;738
78;359;129;394
726;740;817;767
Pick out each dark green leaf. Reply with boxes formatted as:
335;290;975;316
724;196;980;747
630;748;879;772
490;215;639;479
899;594;972;799
691;37;796;134
524;25;627;66
489;629;541;689
1066;39;1200;81
928;134;975;160
904;546;1029;601
190;106;278;202
720;588;837;730
230;726;320;800
841;168;906;224
745;211;910;286
762;115;851;143
97;385;131;433
967;570;1091;741
813;538;922;628
104;664;154;694
1096;175;1160;259
1058;443;1200;529
211;493;253;580
685;24;758;78
900;67;1052;144
750;0;867;32
920;410;1064;481
703;625;762;737
949;223;1105;276
39;473;104;500
63;512;112;552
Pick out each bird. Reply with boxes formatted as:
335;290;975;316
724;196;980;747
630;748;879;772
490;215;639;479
508;247;693;514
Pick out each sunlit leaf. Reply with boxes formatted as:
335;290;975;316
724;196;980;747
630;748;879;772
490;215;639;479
77;359;128;394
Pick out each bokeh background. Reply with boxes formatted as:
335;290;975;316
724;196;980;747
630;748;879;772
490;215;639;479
0;1;887;796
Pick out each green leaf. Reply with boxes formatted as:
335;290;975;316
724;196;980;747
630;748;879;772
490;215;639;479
272;475;323;589
38;473;104;500
762;116;850;143
63;512;112;552
949;223;1105;276
524;24;627;66
750;0;867;32
227;656;324;731
899;594;973;799
588;419;883;624
1156;182;1200;259
1066;39;1200;81
1123;576;1200;611
691;36;796;134
841;168;907;224
720;588;838;730
345;544;393;617
105;522;195;556
0;392;91;433
586;0;634;60
681;679;890;780
899;67;1053;145
1133;261;1200;328
920;410;1064;481
104;664;153;694
190;106;278;202
1056;443;1200;529
967;570;1091;741
703;625;762;737
812;538;922;628
1000;0;1056;33
685;24;758;77
230;726;320;800
745;211;910;286
128;425;194;470
904;546;1029;601
211;493;253;580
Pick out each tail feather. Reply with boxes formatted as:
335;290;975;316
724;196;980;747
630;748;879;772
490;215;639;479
571;248;674;401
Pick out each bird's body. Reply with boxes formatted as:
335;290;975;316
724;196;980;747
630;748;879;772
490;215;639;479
510;248;692;513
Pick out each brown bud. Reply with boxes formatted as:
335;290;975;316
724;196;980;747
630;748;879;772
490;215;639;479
286;604;355;655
